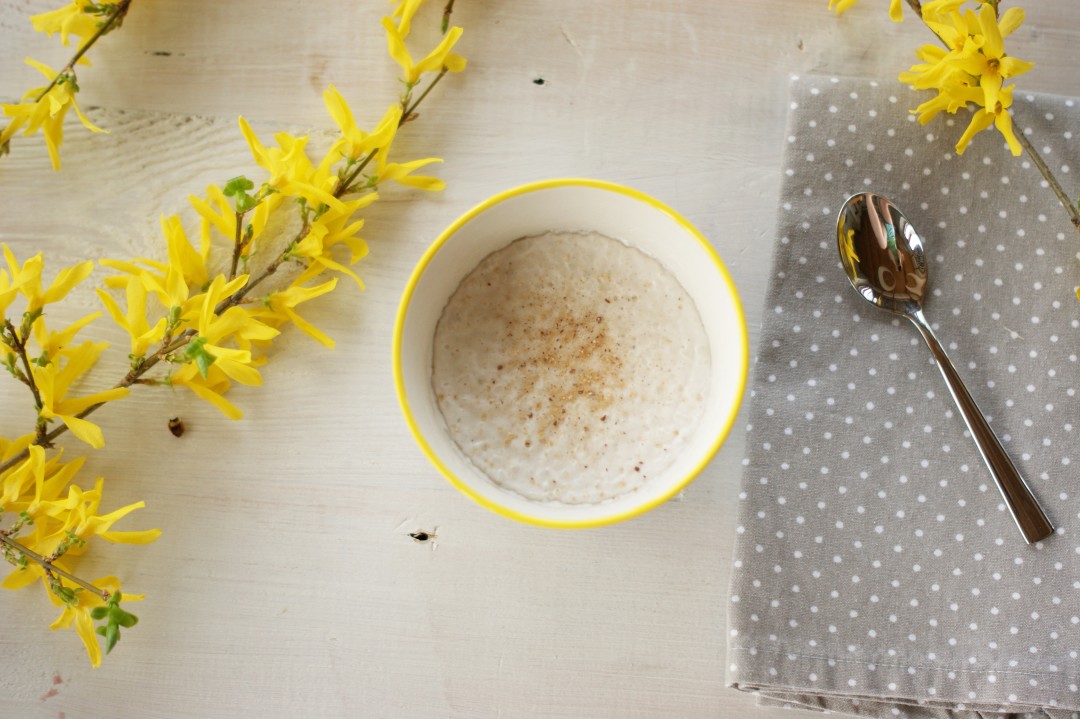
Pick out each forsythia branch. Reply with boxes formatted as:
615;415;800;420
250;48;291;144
31;0;133;105
0;534;110;601
3;319;44;412
236;68;452;306
1;0;464;666
896;0;1080;234
0;0;133;165
0;45;459;475
0;329;196;475
842;0;1080;232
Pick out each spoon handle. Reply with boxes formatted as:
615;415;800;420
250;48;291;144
908;310;1055;544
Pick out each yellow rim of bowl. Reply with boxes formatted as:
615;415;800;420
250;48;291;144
392;178;750;528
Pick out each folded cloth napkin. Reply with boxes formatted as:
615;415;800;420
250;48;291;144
726;74;1080;718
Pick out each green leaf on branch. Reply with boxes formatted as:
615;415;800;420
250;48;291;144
95;623;115;654
223;175;258;213
93;593;138;655
180;337;216;378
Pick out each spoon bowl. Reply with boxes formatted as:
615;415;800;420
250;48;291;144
838;193;928;317
837;192;1054;544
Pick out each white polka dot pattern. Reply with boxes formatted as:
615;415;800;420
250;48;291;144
727;76;1080;718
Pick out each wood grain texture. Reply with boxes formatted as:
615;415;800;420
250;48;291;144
1;1;1079;717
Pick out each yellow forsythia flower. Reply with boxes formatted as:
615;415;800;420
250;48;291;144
291;194;377;287
165;275;278;418
907;74;981;126
1;243;101;360
238;119;346;214
170;367;243;420
30;0;113;49
390;0;427;37
323;88;402;163
32;311;100;364
96;279;167;358
0;268;22;318
319;88;446;192
191;276;278;364
896;2;1031;156
920;0;968;20
99;215;211;325
2;243;93;314
0;248;128;448
0;59;107;170
828;0;902;22
1;446;158;667
377;155;446;191
382;17;466;85
899;44;960;93
251;279;340;349
31;341;129;448
920;4;982;53
952;5;1032;112
98;218;281;418
162;214;211;291
955;83;1021;155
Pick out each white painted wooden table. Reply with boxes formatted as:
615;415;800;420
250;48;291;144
1;1;1078;717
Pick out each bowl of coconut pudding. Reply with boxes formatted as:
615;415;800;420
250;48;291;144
393;179;748;527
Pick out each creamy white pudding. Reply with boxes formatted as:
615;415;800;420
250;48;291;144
431;230;711;504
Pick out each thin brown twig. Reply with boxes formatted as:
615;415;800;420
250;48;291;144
403;68;449;123
228;240;296;301
2;319;52;445
1016;129;1080;229
441;0;456;34
3;320;43;411
229;210;247;280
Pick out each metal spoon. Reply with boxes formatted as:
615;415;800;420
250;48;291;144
836;192;1054;544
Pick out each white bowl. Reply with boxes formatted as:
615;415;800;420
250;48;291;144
393;179;748;527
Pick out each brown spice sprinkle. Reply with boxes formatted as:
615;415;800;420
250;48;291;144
496;292;624;443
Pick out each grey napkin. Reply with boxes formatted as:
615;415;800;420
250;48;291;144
726;75;1080;718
